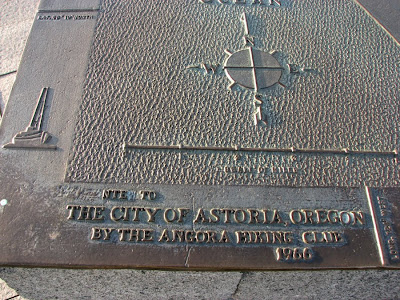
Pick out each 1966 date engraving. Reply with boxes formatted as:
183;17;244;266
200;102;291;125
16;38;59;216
276;247;313;262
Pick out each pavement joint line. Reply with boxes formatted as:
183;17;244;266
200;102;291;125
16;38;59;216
0;71;17;78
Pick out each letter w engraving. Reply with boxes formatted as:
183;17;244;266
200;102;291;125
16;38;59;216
187;63;220;75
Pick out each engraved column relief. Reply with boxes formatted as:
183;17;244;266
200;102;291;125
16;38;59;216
3;87;57;150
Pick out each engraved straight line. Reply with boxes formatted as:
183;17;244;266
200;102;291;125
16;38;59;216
124;144;398;157
365;186;387;266
38;8;100;13
224;67;284;70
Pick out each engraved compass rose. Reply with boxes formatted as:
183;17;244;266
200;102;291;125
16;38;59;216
224;47;284;91
188;13;314;126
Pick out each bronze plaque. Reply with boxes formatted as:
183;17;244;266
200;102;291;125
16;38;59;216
0;0;399;269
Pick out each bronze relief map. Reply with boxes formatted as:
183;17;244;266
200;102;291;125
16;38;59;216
0;0;399;269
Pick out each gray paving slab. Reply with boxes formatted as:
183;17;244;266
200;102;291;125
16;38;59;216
0;268;242;300
0;0;40;75
0;73;16;117
234;270;400;299
1;268;400;300
0;0;39;115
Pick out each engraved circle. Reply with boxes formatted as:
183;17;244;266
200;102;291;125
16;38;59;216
224;48;283;90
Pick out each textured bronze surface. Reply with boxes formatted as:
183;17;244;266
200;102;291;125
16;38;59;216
0;0;399;269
